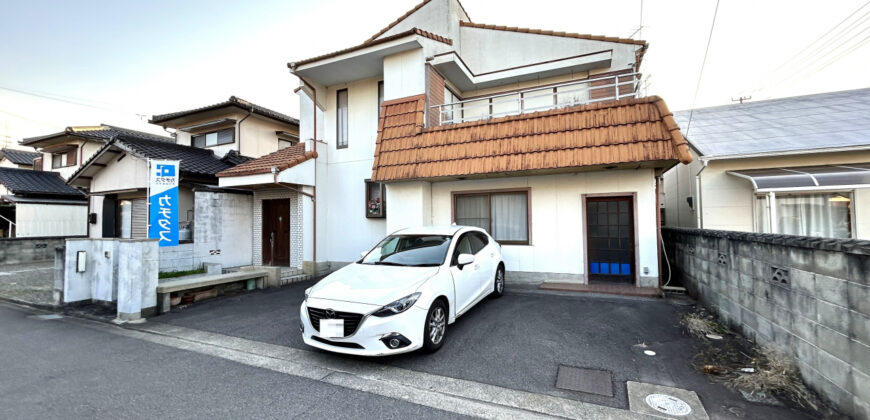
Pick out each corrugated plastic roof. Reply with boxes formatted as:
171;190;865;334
675;88;870;158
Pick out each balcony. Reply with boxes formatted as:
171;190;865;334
431;72;639;126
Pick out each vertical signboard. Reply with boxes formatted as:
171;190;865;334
148;160;180;247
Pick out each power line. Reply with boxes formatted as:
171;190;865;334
685;0;721;138
0;85;149;118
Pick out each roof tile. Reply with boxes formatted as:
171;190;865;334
0;148;41;165
370;95;691;182
0;167;85;197
216;143;317;177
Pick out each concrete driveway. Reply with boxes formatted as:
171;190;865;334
153;281;815;419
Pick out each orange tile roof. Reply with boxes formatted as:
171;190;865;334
370;95;692;182
291;28;452;68
216;143;317;177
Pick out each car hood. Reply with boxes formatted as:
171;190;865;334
309;263;439;306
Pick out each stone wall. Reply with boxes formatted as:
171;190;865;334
0;236;78;264
663;227;870;418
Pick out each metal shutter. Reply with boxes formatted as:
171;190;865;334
131;198;148;238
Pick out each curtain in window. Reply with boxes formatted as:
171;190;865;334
455;195;489;232
491;193;528;241
776;193;852;238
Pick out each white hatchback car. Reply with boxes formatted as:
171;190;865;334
300;226;505;356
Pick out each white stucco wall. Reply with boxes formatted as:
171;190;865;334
90;154;148;193
15;203;87;237
383;49;425;101
385;170;660;284
663;150;870;239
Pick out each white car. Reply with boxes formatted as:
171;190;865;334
300;226;505;356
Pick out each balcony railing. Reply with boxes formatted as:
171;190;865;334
431;72;640;126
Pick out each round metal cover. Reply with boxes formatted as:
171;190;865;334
645;394;692;416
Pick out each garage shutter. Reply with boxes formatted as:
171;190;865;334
131;198;148;238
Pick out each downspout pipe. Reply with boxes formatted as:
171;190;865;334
237;106;254;154
289;67;320;272
695;159;708;229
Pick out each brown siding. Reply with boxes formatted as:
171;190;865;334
33;157;42;171
66;147;77;166
427;65;446;128
589;69;634;101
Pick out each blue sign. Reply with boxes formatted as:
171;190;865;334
148;160;180;247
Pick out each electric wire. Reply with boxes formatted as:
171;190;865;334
684;0;721;139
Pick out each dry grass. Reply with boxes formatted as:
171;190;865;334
681;310;726;338
729;347;818;411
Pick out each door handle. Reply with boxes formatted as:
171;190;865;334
490;252;494;258
270;231;275;245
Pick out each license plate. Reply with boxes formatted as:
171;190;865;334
320;319;344;338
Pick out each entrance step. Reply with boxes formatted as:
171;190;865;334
539;282;663;298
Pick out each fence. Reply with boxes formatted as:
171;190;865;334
662;227;869;418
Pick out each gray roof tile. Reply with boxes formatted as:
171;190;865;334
0;167;85;197
0;148;41;165
676;88;870;157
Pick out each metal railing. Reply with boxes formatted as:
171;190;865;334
431;72;640;126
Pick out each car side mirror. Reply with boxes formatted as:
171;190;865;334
457;253;474;269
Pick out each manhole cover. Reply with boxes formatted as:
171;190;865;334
645;394;692;416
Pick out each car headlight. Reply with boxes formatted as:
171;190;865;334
372;293;421;317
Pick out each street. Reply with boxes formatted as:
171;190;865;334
0;303;462;419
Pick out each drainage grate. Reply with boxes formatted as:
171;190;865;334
555;365;613;397
645;394;692;416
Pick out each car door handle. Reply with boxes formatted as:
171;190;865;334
489;252;494;258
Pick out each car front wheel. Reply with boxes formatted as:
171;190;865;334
492;266;505;298
422;300;447;353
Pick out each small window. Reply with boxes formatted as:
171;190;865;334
337;89;349;149
454;191;529;244
51;153;66;169
192;128;234;148
365;179;386;218
377;81;384;118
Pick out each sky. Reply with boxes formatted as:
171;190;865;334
1;0;868;148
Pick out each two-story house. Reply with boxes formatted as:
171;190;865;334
222;0;691;289
149;96;300;159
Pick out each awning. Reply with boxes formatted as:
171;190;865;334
728;163;870;192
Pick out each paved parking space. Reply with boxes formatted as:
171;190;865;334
154;281;815;419
0;262;55;305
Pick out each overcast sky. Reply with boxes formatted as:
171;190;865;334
1;0;868;147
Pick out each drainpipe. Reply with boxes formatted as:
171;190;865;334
695;159;708;229
294;71;321;272
237;106;253;154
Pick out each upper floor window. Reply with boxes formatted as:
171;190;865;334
193;128;234;148
336;89;349;149
51;151;75;168
377;81;384;118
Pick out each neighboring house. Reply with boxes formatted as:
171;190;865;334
231;0;691;288
663;88;870;240
149;96;300;160
0;167;87;238
67;135;253;271
20;125;173;180
0;148;41;169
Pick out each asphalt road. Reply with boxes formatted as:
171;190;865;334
156;280;819;420
0;303;464;420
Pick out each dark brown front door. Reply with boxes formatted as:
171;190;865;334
586;196;634;284
262;199;290;266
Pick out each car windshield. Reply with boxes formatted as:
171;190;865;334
361;235;452;267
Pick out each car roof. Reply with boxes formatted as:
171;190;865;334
393;225;482;236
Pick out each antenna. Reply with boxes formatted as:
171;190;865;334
731;96;752;104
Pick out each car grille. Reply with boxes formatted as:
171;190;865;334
307;307;364;337
311;335;365;349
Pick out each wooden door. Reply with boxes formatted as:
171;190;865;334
262;199;291;266
586;196;634;284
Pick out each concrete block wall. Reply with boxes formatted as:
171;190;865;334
158;243;195;272
0;236;75;265
193;190;253;268
63;239;119;303
663;227;870;418
252;188;302;269
117;239;159;320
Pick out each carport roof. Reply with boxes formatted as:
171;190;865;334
0;167;85;198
